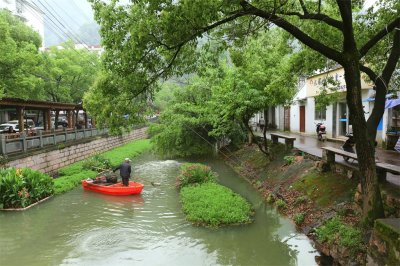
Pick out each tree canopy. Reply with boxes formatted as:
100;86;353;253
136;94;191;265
0;10;43;99
40;41;100;103
90;0;400;223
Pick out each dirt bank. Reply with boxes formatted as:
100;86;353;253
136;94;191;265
222;143;400;265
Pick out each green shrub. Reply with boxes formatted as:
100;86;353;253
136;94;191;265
294;213;305;225
0;168;54;209
180;182;253;227
82;154;112;172
276;199;286;209
315;217;365;255
176;163;217;189
283;156;296;165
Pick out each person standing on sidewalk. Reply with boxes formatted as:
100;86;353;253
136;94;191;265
113;158;132;186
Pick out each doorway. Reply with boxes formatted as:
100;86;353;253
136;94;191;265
339;102;348;136
284;107;290;131
299;106;305;132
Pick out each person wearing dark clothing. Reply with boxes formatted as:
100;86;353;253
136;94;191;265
113;158;132;186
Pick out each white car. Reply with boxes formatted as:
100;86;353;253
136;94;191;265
7;119;35;129
0;123;19;133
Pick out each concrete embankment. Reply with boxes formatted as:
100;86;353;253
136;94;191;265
5;127;148;174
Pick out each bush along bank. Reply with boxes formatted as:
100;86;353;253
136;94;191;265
0;168;54;209
177;163;253;227
222;143;399;265
54;139;152;194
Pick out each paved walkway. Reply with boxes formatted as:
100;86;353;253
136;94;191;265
256;130;400;186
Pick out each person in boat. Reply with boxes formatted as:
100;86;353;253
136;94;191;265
113;158;132;186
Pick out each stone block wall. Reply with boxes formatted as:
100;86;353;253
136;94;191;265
5;127;148;173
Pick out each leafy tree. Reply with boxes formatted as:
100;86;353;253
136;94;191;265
226;30;297;154
83;71;148;134
0;10;43;99
40;41;100;103
149;72;218;157
90;0;400;224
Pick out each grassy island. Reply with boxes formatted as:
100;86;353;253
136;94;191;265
177;163;253;227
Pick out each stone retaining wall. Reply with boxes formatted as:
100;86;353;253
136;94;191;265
5;127;148;173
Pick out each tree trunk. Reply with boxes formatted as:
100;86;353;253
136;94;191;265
343;61;384;224
55;110;60;130
263;108;269;153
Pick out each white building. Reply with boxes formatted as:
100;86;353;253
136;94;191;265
249;66;400;145
0;0;45;47
75;44;104;56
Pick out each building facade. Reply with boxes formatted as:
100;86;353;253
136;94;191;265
0;0;45;47
250;66;400;145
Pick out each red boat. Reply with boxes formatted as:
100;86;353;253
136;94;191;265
81;180;144;195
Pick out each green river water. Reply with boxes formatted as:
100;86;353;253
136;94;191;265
0;153;319;266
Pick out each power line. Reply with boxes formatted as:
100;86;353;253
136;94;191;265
24;1;99;66
35;0;91;51
39;0;93;49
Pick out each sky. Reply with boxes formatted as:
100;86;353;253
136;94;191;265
39;0;379;47
34;0;99;47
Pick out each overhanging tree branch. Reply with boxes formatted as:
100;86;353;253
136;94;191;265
359;18;400;57
298;0;308;14
243;4;343;63
278;11;343;30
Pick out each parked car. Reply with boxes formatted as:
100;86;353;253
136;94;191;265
50;117;68;128
0;119;36;133
0;123;18;133
7;119;36;130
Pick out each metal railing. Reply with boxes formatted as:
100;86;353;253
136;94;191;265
0;127;108;155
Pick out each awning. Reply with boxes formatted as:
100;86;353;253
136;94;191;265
385;99;400;109
363;93;394;102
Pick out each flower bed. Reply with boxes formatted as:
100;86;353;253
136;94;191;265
0;168;54;209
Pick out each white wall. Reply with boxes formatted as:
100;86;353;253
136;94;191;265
290;102;300;132
305;97;317;134
0;0;45;47
326;105;334;138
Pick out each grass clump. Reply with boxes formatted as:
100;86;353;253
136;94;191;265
315;216;365;255
295;195;307;205
180;182;253;227
176;163;217;189
294;213;305;225
82;154;112;172
266;194;275;203
283;155;296;165
54;139;151;194
275;199;286;209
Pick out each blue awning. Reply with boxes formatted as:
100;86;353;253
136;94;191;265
385;99;400;109
363;93;394;102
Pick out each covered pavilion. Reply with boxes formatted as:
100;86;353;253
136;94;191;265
0;98;92;133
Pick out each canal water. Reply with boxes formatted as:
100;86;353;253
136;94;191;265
0;153;319;266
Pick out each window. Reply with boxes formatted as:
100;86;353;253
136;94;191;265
16;0;23;13
315;107;326;120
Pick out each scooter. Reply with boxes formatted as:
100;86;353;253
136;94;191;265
316;122;327;141
342;133;355;161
